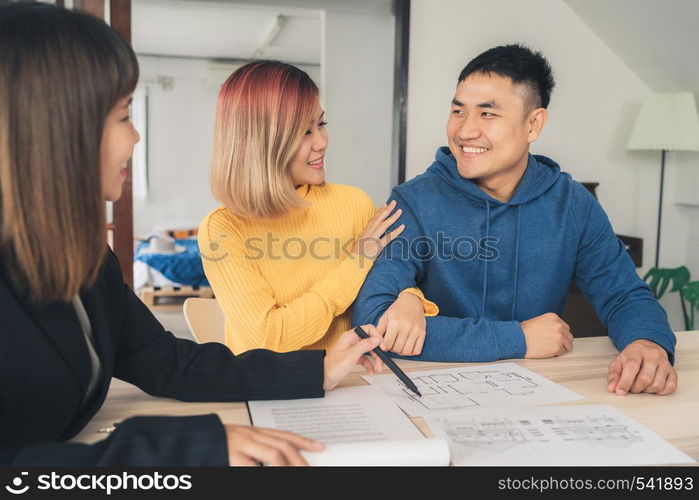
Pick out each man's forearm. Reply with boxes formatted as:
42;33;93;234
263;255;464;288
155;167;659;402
389;315;526;362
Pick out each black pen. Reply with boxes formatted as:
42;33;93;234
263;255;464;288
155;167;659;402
354;326;421;397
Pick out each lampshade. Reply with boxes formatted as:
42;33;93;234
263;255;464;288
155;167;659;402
627;92;699;151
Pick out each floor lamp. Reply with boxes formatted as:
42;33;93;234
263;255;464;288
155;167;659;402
626;92;699;269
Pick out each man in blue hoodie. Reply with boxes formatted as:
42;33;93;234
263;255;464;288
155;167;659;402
353;44;677;396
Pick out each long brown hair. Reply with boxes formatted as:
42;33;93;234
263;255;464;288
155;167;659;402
0;3;138;303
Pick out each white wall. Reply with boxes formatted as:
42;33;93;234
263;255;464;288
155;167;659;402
406;0;697;329
321;10;396;204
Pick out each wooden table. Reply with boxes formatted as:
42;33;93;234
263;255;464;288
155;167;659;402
73;332;699;463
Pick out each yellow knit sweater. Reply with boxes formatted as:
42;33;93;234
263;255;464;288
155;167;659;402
199;183;436;354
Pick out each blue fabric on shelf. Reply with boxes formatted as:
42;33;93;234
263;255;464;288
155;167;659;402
134;239;209;287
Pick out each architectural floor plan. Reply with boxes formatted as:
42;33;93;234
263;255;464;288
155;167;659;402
364;362;582;417
424;405;695;465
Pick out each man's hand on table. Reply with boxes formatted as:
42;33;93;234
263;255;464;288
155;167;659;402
607;339;678;396
521;313;573;358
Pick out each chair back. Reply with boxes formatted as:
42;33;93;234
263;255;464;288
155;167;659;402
183;298;225;344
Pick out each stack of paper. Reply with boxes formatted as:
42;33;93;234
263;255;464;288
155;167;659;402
248;385;449;466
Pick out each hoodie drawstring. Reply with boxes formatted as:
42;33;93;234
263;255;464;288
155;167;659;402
481;201;491;317
511;205;522;320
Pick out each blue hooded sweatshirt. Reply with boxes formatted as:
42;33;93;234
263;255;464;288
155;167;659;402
352;147;675;362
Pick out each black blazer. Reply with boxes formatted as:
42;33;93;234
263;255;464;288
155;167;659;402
0;250;325;465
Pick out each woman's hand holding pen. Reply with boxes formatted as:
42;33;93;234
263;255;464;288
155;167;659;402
352;200;404;261
323;325;385;390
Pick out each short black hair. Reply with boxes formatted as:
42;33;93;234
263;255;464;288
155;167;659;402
458;44;555;109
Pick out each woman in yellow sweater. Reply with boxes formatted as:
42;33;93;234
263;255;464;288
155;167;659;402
200;61;437;355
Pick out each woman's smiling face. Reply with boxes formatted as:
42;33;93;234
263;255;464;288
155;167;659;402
288;97;328;187
100;95;140;202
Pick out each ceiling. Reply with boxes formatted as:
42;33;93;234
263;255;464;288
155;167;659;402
563;0;699;94
132;0;322;64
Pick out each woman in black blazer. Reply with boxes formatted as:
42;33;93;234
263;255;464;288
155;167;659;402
0;3;384;466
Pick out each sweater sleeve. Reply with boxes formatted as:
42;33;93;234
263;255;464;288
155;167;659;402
571;187;676;362
199;210;374;353
354;191;440;318
352;189;526;362
400;287;440;317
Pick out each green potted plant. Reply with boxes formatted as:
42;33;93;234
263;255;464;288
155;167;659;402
644;266;699;330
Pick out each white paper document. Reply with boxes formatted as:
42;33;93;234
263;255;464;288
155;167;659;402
363;362;582;417
248;385;450;466
425;405;695;466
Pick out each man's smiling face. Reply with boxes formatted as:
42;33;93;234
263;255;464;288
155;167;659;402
446;72;539;187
